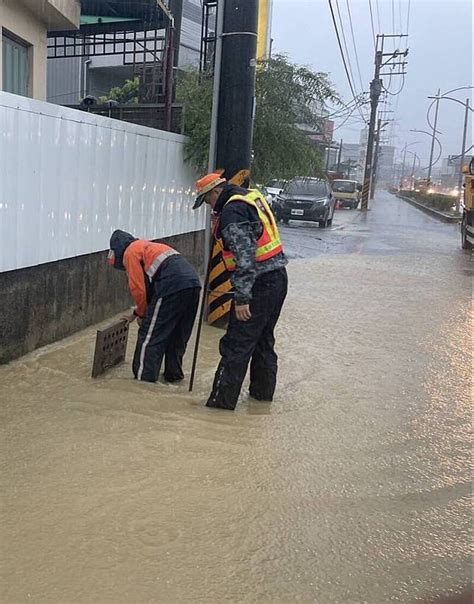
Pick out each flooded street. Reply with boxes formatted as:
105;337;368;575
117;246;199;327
1;192;471;603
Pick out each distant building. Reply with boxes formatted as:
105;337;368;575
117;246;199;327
179;0;205;68
341;142;360;163
48;0;274;105
354;129;396;183
295;98;338;168
377;145;396;182
1;0;80;100
358;128;368;176
336;142;361;180
437;156;461;188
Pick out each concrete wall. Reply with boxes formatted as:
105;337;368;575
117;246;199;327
0;0;79;100
0;92;206;364
0;230;205;364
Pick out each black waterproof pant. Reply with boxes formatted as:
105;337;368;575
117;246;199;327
132;287;200;383
206;268;288;410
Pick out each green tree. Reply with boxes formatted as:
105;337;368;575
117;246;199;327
253;55;339;183
337;159;360;178
176;55;340;182
176;70;214;173
99;77;140;105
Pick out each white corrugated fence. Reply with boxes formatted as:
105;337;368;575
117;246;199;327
0;92;205;273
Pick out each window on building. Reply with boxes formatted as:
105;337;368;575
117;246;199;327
2;31;30;97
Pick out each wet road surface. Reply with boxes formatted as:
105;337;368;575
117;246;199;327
1;192;471;603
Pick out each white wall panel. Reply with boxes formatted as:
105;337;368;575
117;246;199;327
0;92;204;273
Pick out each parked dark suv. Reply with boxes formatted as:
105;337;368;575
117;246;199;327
274;177;335;228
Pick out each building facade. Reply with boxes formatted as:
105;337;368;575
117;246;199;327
376;145;395;183
48;0;274;105
47;0;207;104
0;0;80;100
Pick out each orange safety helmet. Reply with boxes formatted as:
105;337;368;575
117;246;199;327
193;172;226;209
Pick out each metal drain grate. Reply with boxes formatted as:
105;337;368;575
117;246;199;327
91;321;129;378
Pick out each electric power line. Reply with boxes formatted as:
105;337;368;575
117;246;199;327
375;0;381;32
327;0;366;122
333;101;367;131
345;0;366;96
368;0;376;47
450;144;474;159
333;0;359;94
326;94;367;119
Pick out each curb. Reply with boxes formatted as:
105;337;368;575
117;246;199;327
395;193;461;224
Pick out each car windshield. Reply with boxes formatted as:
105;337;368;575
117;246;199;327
284;180;327;197
266;180;285;189
332;180;356;193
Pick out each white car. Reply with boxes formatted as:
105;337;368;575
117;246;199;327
264;179;286;206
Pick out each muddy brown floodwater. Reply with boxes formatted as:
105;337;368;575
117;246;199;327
0;193;472;603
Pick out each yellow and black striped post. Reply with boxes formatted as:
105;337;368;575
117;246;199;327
206;0;258;326
207;240;233;325
360;179;371;210
207;169;250;325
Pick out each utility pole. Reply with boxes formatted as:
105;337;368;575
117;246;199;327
371;118;391;198
361;35;408;211
457;97;470;212
400;143;407;189
428;92;472;210
427;88;440;182
216;0;258;184
360;53;382;210
337;139;343;173
411;152;417;189
370;118;382;199
164;26;175;131
207;0;259;326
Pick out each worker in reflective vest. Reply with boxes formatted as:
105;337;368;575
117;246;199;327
108;230;201;383
193;173;288;410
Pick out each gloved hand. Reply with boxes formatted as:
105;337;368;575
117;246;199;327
121;313;137;324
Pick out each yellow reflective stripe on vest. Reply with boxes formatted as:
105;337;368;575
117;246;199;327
221;190;283;270
256;238;282;258
223;239;282;269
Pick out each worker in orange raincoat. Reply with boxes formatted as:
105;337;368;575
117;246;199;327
108;230;201;383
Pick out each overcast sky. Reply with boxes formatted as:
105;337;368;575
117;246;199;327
271;0;472;165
